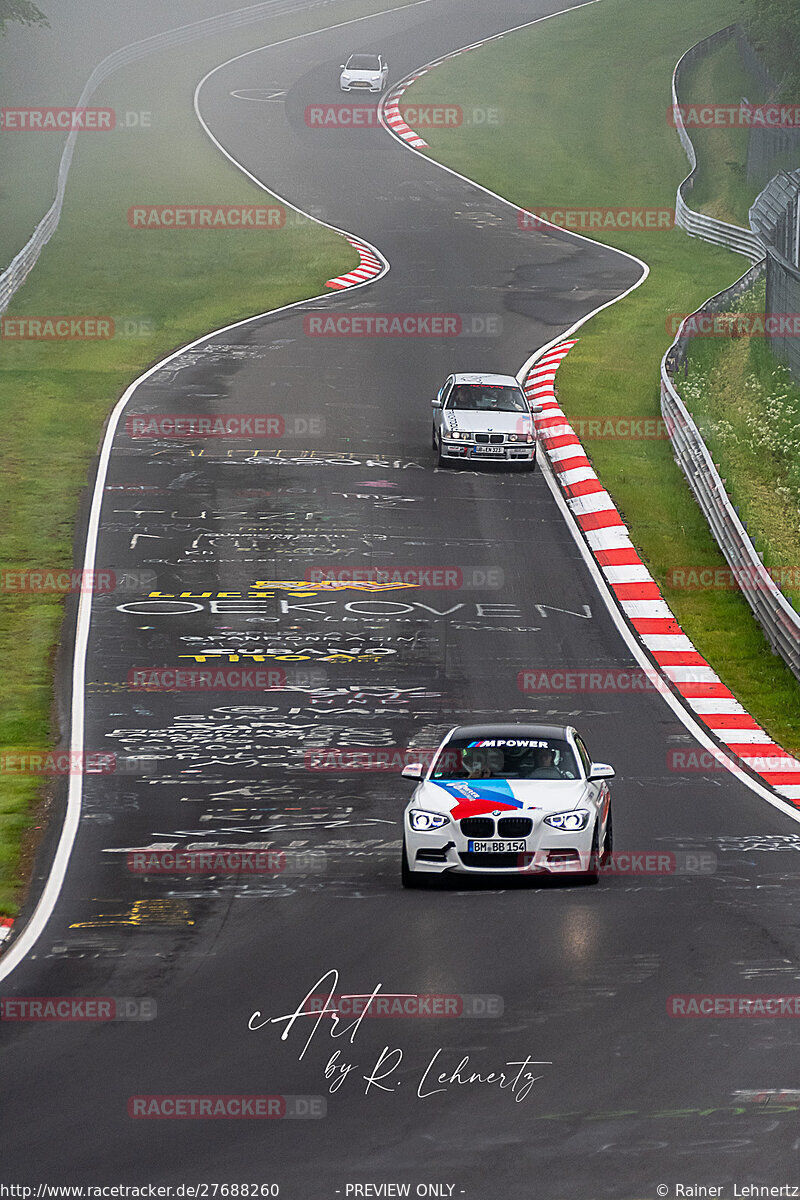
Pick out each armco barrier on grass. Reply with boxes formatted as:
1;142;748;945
670;24;765;263
661;266;800;684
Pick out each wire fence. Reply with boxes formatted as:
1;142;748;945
735;30;800;185
750;168;800;382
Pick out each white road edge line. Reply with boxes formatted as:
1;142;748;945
0;0;430;983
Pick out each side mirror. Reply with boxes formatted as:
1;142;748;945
339;63;346;69
588;762;615;781
402;763;424;780
431;396;442;408
530;403;543;413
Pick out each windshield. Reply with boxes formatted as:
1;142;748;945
446;384;528;413
431;736;579;781
346;55;380;70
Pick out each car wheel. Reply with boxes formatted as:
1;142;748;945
601;805;613;864
579;821;601;885
401;838;437;888
436;433;449;469
431;423;437;450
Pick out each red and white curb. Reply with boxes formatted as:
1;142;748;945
0;917;14;947
382;76;430;149
527;341;800;804
381;45;479;150
325;236;384;290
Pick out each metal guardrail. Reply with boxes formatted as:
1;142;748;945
672;25;766;263
0;0;341;315
662;27;800;681
661;263;800;681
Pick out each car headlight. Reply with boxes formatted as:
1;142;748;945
543;811;590;831
507;434;520;443
409;810;450;831
448;430;463;440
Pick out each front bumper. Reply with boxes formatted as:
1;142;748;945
439;439;536;463
340;79;382;92
406;818;593;876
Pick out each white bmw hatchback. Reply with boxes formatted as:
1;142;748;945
432;373;542;467
339;52;388;93
401;723;614;886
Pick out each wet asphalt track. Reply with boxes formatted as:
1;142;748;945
3;0;800;1194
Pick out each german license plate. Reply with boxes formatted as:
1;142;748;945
468;839;526;853
472;445;504;456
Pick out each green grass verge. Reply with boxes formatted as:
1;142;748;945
684;278;800;612
0;0;420;914
401;0;800;755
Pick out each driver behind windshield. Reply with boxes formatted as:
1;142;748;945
446;747;503;779
448;385;526;413
464;748;504;778
432;739;578;780
526;747;563;779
